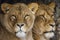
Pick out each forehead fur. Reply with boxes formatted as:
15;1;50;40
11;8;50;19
1;3;32;14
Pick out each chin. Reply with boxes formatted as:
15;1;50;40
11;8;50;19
16;31;26;38
44;32;55;38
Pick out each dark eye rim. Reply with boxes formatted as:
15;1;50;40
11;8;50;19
11;15;16;18
40;15;45;18
51;14;54;18
25;15;30;18
24;15;30;20
10;15;16;21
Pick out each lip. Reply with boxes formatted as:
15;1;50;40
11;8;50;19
44;31;55;34
15;30;26;34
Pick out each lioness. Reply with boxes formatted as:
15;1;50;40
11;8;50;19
28;2;56;40
0;3;37;40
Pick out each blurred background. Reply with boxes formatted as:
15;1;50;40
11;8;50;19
0;0;59;4
0;0;60;40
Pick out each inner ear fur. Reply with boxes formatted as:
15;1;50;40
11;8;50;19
1;3;12;13
28;3;38;14
48;2;55;11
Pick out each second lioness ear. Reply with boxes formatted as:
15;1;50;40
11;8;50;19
28;3;38;14
48;2;55;11
1;3;12;13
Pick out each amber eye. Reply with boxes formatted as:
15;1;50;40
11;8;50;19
40;15;45;18
10;15;16;21
25;15;30;20
51;15;54;18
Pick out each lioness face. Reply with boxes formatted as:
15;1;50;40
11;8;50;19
1;3;35;38
34;11;55;38
36;5;56;38
39;11;55;38
31;2;56;39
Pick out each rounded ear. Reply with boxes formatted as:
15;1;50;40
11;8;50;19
28;3;38;14
1;3;12;13
48;2;55;11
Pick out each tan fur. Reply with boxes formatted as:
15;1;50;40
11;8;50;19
28;3;38;13
0;3;37;40
28;2;56;40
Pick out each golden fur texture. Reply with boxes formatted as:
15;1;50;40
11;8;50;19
28;2;56;40
0;3;37;40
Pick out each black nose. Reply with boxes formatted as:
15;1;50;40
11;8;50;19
17;23;24;28
49;24;55;27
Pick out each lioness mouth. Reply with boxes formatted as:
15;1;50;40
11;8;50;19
16;31;26;38
15;30;25;33
44;31;55;34
44;31;55;38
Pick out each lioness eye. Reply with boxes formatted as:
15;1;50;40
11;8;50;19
25;15;30;20
52;15;54;18
10;15;16;21
40;15;45;18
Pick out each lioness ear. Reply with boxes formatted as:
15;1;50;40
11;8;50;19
48;2;55;10
1;3;12;13
28;3;38;14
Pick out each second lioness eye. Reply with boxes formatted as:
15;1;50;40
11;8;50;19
10;15;16;21
51;15;54;18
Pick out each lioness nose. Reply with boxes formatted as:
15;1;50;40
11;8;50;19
17;23;24;28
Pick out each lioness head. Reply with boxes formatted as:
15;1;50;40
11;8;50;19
36;2;56;38
28;2;56;39
1;3;38;38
